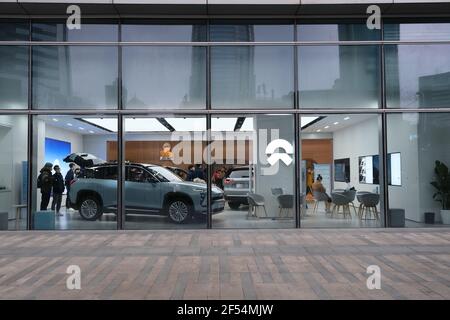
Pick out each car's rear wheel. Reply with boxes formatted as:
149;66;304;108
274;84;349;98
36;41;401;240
167;198;192;224
228;201;241;210
79;196;103;221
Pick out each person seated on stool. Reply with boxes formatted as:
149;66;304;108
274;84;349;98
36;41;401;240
311;175;332;213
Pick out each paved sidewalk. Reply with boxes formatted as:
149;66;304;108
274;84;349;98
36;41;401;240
0;228;449;300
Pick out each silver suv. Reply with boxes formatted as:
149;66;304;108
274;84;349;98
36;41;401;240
68;163;225;224
223;166;252;210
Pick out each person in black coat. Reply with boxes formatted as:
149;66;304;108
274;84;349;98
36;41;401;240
38;162;53;210
51;165;65;216
187;164;205;182
64;163;75;209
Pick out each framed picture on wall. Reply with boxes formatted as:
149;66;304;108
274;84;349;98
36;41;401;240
334;158;350;182
159;142;174;161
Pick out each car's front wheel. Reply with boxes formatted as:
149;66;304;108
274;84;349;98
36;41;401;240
228;201;241;210
79;196;103;221
167;198;192;224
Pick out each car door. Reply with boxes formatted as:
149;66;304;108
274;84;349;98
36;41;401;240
125;165;161;214
92;165;118;210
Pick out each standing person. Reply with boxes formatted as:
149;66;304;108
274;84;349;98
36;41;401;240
65;163;75;209
187;164;205;182
213;167;226;190
37;162;53;211
51;165;65;216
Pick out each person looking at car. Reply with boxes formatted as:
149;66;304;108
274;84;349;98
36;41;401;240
37;162;54;211
213;167;226;190
65;163;75;209
187;164;205;182
51;165;65;216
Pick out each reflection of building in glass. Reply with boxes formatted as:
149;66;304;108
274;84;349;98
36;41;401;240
32;23;72;107
332;25;379;106
186;25;208;108
418;72;450;108
300;24;381;108
0;23;29;107
208;25;256;107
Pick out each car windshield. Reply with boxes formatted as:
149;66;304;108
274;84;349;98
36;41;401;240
147;166;182;182
229;169;250;178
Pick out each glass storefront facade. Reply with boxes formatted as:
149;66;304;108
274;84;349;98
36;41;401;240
1;18;450;230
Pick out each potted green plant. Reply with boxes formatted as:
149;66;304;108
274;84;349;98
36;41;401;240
430;160;450;225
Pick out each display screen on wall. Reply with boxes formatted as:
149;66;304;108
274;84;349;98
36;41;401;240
45;138;71;177
334;158;350;182
359;153;401;186
388;152;402;186
359;155;380;184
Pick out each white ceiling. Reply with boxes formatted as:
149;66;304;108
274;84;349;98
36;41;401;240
39;114;378;136
38;115;256;134
301;114;377;134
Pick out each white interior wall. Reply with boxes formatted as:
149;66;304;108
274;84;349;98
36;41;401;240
333;117;380;195
0;115;27;219
387;114;421;222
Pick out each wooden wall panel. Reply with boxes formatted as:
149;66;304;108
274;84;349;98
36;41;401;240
107;140;251;170
301;139;333;164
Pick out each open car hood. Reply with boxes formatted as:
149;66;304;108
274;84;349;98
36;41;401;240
63;153;105;168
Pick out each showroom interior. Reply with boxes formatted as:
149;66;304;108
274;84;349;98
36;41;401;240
1;15;450;230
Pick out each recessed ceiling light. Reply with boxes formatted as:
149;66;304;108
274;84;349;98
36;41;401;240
334;122;339;125
67;123;73;127
316;129;321;132
52;118;58;122
324;126;330;129
89;130;94;134
344;117;350;120
78;127;84;130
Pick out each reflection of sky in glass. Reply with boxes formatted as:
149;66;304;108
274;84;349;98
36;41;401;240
32;23;118;41
395;45;450;108
122;46;206;109
385;23;450;40
122;24;206;42
298;46;340;90
210;24;293;42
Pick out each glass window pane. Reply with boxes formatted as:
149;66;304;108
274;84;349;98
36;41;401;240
122;46;206;109
0;115;28;230
0;46;28;109
123;116;209;229
298;45;380;109
32;46;118;109
210;20;294;42
211;46;294;109
298;22;380;41
384;22;450;41
300;114;382;228
387;113;450;227
0;20;29;41
32;115;118;230
32;19;118;41
386;45;450;109
121;20;206;42
211;114;295;229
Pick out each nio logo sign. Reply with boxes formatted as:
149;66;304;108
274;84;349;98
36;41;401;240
265;139;294;166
